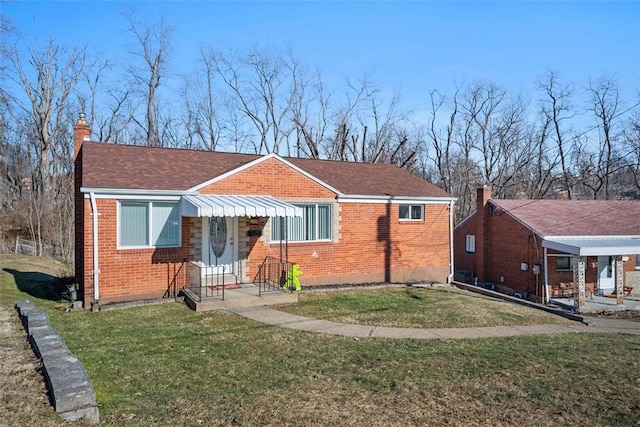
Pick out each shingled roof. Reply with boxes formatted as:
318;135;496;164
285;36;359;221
79;142;450;198
491;199;640;237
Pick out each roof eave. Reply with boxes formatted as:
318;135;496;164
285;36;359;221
542;236;640;256
81;187;196;198
338;194;457;204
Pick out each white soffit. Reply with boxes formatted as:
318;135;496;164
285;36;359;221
542;236;640;256
181;195;303;218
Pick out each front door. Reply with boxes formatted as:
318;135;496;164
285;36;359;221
597;255;614;295
203;216;237;276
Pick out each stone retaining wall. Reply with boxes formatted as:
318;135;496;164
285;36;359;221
14;300;99;424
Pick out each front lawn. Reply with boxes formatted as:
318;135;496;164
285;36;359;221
1;255;639;426
275;286;574;328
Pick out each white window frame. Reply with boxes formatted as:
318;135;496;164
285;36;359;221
271;203;332;243
399;204;424;221
117;201;181;249
465;235;476;253
636;254;640;270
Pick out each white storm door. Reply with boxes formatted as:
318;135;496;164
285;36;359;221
203;216;237;275
597;256;614;294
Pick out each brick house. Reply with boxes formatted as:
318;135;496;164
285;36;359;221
73;117;456;309
454;187;640;307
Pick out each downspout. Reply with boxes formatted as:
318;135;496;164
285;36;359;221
447;199;455;284
89;192;100;303
543;247;549;304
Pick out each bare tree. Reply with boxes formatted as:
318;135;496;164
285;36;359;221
427;88;459;193
181;48;222;150
292;67;331;159
79;57;135;143
517;109;560;199
326;75;370;161
204;46;300;154
579;76;622;199
537;71;575;199
325;75;418;169
1;34;85;257
622;109;640;197
2;36;85;191
123;10;173;147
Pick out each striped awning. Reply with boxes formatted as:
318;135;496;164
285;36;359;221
180;195;303;217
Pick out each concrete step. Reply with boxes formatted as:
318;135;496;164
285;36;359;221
183;287;298;312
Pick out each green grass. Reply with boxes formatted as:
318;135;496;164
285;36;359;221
275;286;575;328
2;255;639;426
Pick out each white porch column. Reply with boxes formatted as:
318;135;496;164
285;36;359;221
573;256;586;310
614;255;624;305
544;247;549;303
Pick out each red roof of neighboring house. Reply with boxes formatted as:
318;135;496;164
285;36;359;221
491;199;640;236
79;142;450;198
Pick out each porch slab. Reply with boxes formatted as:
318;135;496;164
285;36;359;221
183;285;298;312
550;295;640;313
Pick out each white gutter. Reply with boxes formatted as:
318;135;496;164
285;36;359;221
448;199;455;284
338;194;458;204
81;187;197;197
89;192;100;302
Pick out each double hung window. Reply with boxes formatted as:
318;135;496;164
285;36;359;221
271;204;331;242
119;201;180;248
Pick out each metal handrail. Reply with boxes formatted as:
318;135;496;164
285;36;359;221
184;261;228;302
255;256;293;296
165;259;188;299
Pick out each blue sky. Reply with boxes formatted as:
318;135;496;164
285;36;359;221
3;1;639;116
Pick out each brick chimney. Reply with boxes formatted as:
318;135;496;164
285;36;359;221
73;113;91;161
74;114;90;302
477;186;492;213
476;186;492;282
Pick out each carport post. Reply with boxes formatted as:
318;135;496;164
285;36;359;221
572;256;586;310
614;255;624;305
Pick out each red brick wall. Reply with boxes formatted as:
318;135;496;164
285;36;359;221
81;198;193;306
454;201;639;298
200;157;336;199
201;158;452;285
240;203;451;286
487;212;541;294
453;213;478;276
78;156;452;306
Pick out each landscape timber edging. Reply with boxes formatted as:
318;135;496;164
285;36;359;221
14;300;99;424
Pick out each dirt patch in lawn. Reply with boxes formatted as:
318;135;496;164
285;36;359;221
0;254;77;425
590;309;640;320
0;304;62;426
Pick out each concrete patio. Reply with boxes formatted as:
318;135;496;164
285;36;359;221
550;294;640;313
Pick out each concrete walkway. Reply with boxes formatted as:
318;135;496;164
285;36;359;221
228;305;640;339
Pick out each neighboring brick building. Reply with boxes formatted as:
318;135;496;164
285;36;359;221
74;117;456;309
454;187;640;305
